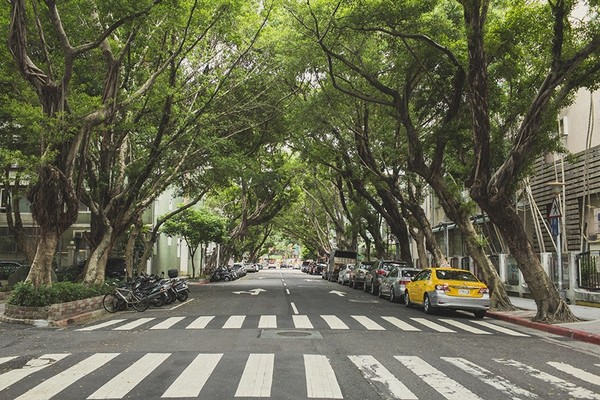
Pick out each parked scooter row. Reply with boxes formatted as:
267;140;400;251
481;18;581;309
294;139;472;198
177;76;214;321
127;271;190;308
210;265;247;282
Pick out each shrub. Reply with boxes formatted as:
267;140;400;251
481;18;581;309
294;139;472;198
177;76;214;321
7;282;114;307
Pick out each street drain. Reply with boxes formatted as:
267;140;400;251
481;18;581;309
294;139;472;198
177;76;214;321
260;329;323;339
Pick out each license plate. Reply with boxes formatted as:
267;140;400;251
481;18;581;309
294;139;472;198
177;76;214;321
458;289;470;295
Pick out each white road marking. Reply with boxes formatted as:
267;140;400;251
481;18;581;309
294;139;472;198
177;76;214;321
349;355;417;399
0;356;17;366
113;317;155;330
410;318;456;333
150;317;185;330
293;315;314;329
442;357;538;398
162;353;223;398
223;315;246;329
235;354;274;397
15;353;119;400
76;319;126;331
304;355;343;399
381;316;421;331
439;319;492;334
494;359;600;399
0;354;70;391
471;320;530;336
185;316;214;329
352;315;385;330
258;315;277;329
291;302;299;315
88;353;170;399
547;362;600;387
286;289;291;295
321;315;349;330
395;356;482;400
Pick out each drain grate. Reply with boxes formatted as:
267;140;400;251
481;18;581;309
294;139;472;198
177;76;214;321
260;329;323;339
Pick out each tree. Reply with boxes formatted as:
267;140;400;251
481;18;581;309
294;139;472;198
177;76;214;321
6;0;173;286
161;208;227;278
288;0;513;310
463;0;600;322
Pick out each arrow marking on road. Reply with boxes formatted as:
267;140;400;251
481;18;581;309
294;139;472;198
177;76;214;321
233;289;266;296
329;290;346;297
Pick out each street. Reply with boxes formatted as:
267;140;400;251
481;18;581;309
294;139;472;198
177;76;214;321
1;269;600;399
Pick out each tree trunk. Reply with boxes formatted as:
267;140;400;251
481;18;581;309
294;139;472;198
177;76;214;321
480;200;577;322
25;230;58;287
454;213;514;311
83;226;113;285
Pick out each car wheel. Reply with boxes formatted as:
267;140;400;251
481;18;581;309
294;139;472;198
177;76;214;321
389;289;396;303
423;294;435;314
224;276;230;282
474;310;486;319
404;291;412;307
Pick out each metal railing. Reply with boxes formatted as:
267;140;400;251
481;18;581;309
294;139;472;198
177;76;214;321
576;251;600;290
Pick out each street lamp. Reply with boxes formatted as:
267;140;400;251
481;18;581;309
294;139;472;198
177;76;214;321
548;180;565;300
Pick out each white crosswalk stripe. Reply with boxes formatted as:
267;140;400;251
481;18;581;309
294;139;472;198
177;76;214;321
185;315;214;329
410;317;456;332
0;354;70;392
395;356;482;400
351;315;385;330
88;353;170;399
304;354;343;399
495;359;600;399
223;315;246;329
471;320;530;336
439;319;492;334
321;315;349;329
0;356;18;366
381;316;421;331
1;353;599;399
15;353;119;400
293;315;314;329
113;317;155;330
349;355;417;399
235;354;274;397
162;353;223;398
150;317;185;330
441;357;538;399
75;314;530;336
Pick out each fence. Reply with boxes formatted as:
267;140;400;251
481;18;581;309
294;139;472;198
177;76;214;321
577;251;600;290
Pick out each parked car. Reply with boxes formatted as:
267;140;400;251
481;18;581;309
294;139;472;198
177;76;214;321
336;264;353;285
314;262;326;277
348;261;375;289
246;263;260;272
231;263;247;277
364;260;408;295
55;257;126;281
404;267;490;318
378;266;421;302
0;261;25;280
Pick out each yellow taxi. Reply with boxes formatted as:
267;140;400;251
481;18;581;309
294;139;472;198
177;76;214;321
404;267;490;318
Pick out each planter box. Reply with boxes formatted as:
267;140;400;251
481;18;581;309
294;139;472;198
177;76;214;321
4;295;104;322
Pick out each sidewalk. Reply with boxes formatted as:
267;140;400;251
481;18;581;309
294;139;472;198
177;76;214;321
487;297;600;345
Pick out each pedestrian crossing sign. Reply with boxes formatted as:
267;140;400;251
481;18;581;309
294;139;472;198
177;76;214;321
548;197;561;218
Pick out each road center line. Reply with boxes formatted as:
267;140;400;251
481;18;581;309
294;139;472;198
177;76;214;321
286;289;291;295
291;302;299;314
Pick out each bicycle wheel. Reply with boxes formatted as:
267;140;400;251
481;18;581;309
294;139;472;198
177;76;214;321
132;293;149;312
103;293;120;313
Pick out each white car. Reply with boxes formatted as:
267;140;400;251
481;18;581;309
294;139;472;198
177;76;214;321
337;264;353;285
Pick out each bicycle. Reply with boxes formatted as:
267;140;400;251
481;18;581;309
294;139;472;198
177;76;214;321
103;284;149;313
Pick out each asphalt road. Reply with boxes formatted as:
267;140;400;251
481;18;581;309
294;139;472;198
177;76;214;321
1;269;600;399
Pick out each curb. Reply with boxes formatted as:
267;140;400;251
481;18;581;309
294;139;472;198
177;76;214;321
487;311;600;345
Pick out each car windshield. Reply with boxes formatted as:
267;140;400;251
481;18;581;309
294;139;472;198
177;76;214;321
382;262;405;271
401;270;420;278
435;269;479;282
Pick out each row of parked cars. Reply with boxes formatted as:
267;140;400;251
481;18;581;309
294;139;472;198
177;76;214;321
333;259;490;319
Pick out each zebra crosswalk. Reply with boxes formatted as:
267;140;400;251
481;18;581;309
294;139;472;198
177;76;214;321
1;352;599;399
75;314;531;336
